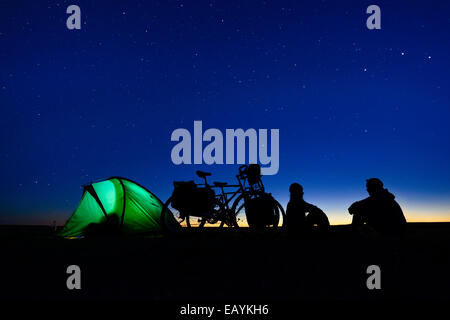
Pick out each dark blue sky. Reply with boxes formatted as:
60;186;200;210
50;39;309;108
1;0;449;224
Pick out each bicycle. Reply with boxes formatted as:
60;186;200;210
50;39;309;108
230;164;285;228
160;165;285;229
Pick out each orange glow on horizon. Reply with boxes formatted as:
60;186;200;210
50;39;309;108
2;209;450;226
176;210;450;227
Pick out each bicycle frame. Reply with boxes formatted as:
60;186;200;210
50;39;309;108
207;165;266;213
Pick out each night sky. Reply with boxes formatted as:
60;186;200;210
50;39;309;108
1;0;449;225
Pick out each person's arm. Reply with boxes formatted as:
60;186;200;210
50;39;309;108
305;203;321;215
348;199;370;225
348;201;360;215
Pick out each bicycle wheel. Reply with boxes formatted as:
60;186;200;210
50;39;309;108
231;193;285;228
274;199;286;228
160;196;207;228
230;194;248;227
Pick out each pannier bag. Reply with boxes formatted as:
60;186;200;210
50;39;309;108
245;193;278;228
246;164;262;185
171;181;215;216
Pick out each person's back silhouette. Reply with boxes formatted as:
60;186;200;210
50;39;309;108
348;178;406;236
286;183;329;235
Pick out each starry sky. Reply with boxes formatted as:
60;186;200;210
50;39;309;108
1;0;449;225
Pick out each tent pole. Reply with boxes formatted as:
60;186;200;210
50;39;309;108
85;185;108;218
117;178;126;227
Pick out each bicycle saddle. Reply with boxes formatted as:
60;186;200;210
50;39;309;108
196;170;211;178
213;181;228;187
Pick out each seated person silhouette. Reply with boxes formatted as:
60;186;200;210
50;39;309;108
286;183;329;234
348;178;406;236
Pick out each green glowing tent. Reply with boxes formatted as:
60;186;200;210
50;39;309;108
59;177;178;237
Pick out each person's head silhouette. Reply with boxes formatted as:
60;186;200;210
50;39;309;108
289;183;304;200
366;178;384;196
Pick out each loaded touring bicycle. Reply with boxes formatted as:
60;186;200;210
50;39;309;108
161;164;285;229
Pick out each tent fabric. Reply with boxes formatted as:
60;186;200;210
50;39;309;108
59;177;178;237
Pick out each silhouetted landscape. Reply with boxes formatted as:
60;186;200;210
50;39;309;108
1;222;449;301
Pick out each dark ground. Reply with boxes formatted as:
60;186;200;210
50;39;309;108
0;223;449;302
